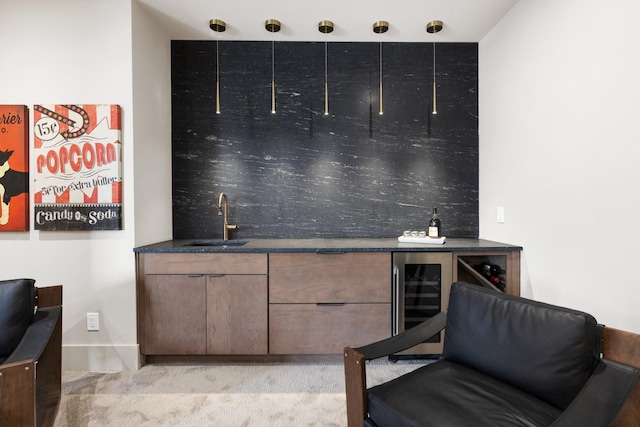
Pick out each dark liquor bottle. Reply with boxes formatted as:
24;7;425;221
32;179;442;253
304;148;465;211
428;207;441;237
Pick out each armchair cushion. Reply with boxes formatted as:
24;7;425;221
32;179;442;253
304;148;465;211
368;359;562;427
443;283;600;410
0;278;36;362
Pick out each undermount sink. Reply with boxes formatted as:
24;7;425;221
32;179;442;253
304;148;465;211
182;240;249;247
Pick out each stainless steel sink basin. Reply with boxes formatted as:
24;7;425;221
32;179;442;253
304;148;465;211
182;240;249;247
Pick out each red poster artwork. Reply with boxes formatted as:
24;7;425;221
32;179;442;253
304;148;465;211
33;104;122;230
0;105;29;232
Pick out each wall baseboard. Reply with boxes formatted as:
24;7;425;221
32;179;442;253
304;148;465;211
62;344;141;371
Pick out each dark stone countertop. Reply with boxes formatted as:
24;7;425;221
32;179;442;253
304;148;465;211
133;238;522;254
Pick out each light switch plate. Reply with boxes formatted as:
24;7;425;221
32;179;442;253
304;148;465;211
87;312;100;331
497;206;505;223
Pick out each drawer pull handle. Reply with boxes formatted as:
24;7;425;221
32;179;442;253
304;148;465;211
316;303;346;306
208;274;225;277
187;275;204;278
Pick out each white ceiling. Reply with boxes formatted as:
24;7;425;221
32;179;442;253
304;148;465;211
138;0;519;42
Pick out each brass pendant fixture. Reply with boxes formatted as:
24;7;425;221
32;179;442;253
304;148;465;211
265;19;281;114
373;20;389;34
426;20;443;34
426;20;443;115
318;20;334;116
209;19;226;33
373;21;389;115
209;19;226;115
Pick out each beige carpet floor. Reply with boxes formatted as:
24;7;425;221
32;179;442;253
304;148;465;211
54;360;429;426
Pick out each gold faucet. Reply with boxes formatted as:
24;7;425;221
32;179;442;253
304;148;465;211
217;192;239;240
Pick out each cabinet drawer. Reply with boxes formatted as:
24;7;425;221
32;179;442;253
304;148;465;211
269;253;391;303
269;303;391;354
143;253;268;275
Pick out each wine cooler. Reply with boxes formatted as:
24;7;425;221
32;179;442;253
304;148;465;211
392;252;452;358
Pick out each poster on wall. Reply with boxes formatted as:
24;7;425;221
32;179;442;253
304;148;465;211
0;105;29;231
33;104;122;230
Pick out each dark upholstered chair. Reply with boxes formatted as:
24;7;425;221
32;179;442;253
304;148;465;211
0;278;63;427
344;281;640;427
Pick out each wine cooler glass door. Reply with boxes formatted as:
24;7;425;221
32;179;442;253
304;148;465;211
393;252;453;356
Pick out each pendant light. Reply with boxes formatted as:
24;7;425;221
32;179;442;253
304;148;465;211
373;21;389;115
432;43;437;115
426;20;443;115
318;21;334;116
265;19;281;114
209;19;226;114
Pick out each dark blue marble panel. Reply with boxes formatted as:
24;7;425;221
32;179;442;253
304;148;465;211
171;41;478;239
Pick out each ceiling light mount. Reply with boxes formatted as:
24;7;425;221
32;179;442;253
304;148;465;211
426;20;443;34
265;19;281;33
373;21;389;34
318;20;334;34
209;19;226;33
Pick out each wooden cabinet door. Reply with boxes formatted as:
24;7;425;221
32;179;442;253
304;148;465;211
207;275;268;355
144;275;207;354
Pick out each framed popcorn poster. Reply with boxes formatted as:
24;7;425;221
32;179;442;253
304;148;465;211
0;105;29;231
33;104;122;230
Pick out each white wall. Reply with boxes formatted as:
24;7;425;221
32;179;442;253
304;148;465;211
480;0;640;333
132;1;173;247
0;0;172;371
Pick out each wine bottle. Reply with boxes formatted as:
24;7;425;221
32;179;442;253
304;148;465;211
428;207;441;237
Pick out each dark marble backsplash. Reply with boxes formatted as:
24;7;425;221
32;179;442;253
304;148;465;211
171;41;478;239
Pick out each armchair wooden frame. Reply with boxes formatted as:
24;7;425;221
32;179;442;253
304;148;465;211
0;285;63;427
345;318;640;427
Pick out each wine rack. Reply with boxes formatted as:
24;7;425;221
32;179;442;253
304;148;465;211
453;252;520;296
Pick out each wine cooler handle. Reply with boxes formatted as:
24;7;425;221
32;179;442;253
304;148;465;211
393;266;399;336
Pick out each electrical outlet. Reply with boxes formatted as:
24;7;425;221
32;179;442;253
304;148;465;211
497;206;505;223
87;312;100;331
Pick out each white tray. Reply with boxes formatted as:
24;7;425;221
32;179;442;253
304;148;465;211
397;236;446;245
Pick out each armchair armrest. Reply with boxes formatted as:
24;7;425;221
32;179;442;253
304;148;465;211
4;306;62;365
550;359;639;427
356;311;447;360
344;311;447;427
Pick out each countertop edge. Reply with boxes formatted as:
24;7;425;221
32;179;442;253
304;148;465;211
133;238;523;254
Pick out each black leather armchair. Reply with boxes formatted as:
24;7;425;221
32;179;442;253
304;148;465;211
344;281;640;427
0;278;63;427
